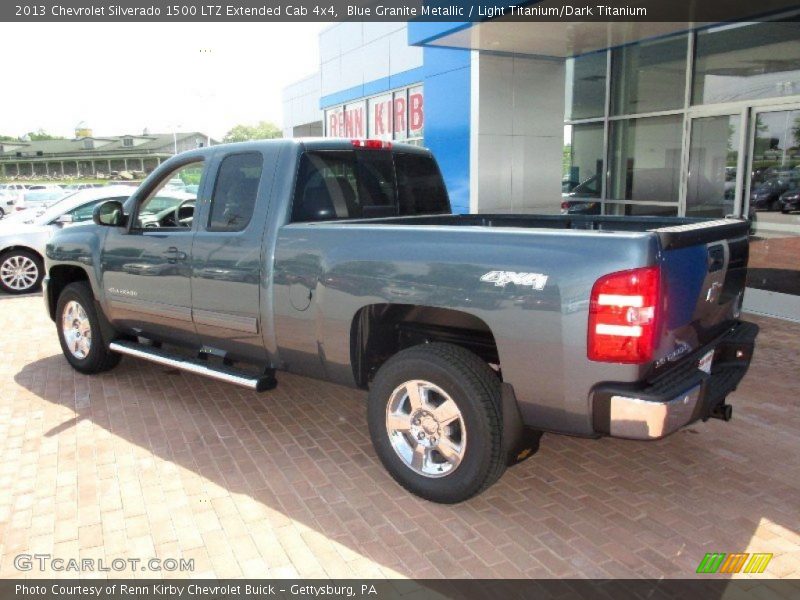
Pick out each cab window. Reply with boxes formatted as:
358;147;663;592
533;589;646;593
207;153;263;232
134;161;203;229
291;150;448;223
395;153;449;215
291;150;396;222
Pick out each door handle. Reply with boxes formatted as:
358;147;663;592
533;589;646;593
163;247;187;263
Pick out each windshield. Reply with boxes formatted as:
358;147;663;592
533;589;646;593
29;192;80;223
24;190;67;204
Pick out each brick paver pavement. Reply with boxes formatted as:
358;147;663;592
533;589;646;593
0;294;798;579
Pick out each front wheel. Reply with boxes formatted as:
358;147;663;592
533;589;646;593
367;343;505;503
56;282;121;374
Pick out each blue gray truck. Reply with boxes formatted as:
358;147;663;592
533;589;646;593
44;139;758;503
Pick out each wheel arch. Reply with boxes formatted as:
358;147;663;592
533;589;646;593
46;265;91;321
0;245;43;261
350;303;500;389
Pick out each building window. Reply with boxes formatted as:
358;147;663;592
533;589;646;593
325;84;424;144
604;202;679;217
563;123;604;197
367;93;393;141
565;52;607;120
611;36;687;115
122;137;133;147
693;20;800;105
83;139;94;149
608;115;683;203
685;114;741;218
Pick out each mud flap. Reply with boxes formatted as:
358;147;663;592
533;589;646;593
501;383;543;466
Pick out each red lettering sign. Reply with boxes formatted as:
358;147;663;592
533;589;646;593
393;97;406;134
374;102;386;135
327;86;423;139
349;107;364;137
409;93;423;132
328;112;339;136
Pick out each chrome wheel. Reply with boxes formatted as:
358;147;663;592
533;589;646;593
385;379;466;478
61;300;92;359
1;254;39;291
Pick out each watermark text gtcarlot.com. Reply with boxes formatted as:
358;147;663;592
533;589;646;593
14;553;194;572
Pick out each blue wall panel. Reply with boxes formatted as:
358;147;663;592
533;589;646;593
422;46;472;214
320;67;425;109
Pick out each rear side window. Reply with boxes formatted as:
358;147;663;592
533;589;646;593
291;150;397;222
395;153;449;215
208;152;263;232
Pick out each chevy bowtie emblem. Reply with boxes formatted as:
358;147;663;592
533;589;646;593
706;281;722;303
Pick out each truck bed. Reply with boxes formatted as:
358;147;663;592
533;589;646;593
346;214;750;251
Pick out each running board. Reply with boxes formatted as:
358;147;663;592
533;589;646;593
109;340;276;392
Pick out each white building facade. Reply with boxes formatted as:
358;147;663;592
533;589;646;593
284;18;800;321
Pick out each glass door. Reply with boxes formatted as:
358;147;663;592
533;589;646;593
684;110;747;218
743;105;800;321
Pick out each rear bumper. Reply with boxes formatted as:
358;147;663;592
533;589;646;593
591;320;759;440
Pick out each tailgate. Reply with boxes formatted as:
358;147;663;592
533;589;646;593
652;219;750;370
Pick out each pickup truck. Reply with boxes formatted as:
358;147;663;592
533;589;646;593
44;139;759;503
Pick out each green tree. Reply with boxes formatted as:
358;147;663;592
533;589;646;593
25;129;65;141
223;121;282;143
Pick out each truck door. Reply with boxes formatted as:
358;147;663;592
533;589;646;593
191;151;270;362
101;159;205;346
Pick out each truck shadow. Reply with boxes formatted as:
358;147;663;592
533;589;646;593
11;315;799;581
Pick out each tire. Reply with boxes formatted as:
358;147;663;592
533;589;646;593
367;343;505;503
0;249;44;294
56;281;122;374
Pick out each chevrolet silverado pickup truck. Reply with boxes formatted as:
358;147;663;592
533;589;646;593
44;139;759;503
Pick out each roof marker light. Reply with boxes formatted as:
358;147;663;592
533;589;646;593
351;139;392;150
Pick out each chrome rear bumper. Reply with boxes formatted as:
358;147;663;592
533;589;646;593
607;385;700;439
591;320;758;440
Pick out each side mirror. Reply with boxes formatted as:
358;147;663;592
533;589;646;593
93;200;126;227
55;214;74;225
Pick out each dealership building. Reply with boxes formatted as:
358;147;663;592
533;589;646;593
283;17;800;321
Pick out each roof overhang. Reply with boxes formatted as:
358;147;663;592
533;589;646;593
408;1;800;58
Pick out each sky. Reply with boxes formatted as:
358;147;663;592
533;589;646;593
1;22;327;140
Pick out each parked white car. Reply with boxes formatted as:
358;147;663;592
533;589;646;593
14;186;69;214
0;186;133;294
0;184;27;214
0;191;16;218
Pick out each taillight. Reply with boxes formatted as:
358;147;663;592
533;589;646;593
588;266;661;364
351;139;392;150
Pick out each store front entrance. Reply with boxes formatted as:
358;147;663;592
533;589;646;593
683;103;800;320
742;105;800;320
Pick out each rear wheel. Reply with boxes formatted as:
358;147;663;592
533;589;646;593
367;343;505;503
56;282;121;374
0;249;43;294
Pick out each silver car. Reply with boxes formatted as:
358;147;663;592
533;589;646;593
0;186;132;294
